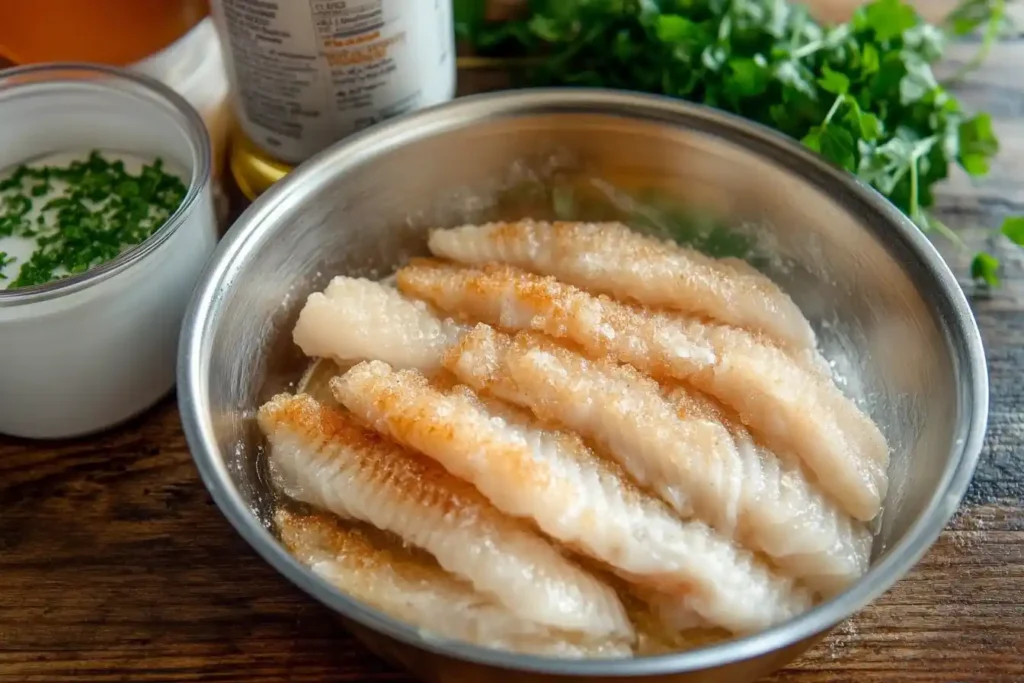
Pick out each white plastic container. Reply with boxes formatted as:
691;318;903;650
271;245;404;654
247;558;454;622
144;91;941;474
0;64;217;439
210;0;457;164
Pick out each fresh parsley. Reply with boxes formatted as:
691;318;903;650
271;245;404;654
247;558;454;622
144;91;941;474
458;0;1017;287
0;151;186;289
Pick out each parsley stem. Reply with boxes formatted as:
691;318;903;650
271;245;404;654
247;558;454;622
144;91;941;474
908;136;943;240
930;216;968;249
791;40;822;60
947;0;1005;84
822;95;845;127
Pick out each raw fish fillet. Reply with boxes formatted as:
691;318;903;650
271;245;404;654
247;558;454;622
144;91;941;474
396;260;886;521
427;220;816;354
666;388;872;594
332;361;811;632
695;324;887;521
292;276;464;374
396;259;718;375
275;509;630;658
398;258;828;378
444;326;869;590
258;392;631;639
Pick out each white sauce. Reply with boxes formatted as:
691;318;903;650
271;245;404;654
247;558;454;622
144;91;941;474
0;150;187;290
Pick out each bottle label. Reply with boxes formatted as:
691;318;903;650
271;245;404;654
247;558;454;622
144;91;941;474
213;0;455;164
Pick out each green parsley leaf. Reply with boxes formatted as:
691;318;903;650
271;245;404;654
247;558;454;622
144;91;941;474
1001;216;1024;246
947;0;995;35
823;126;858;171
805;125;857;171
844;98;883;141
861;43;881;76
899;52;939;104
860;0;918;42
945;0;1013;82
818;65;850;95
725;57;770;99
801;128;823;152
971;251;1000;287
958;114;999;176
656;15;697;42
0;251;12;279
452;0;488;40
903;24;946;61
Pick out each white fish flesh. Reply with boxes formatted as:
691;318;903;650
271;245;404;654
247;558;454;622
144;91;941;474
292;276;464;374
427;219;817;354
275;508;631;658
396;260;886;521
666;387;872;594
443;326;870;591
258;392;632;639
397;258;829;378
332;360;813;631
694;324;888;521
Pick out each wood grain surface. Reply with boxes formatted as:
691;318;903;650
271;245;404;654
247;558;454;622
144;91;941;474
2;23;1024;683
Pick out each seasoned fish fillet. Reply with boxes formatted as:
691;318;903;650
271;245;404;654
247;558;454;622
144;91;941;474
694;324;888;521
292;276;464;374
396;260;886;521
258;393;631;639
666;388;872;594
396;259;717;374
397;259;828;378
275;509;630;658
444;326;869;591
332;361;811;632
427;220;816;353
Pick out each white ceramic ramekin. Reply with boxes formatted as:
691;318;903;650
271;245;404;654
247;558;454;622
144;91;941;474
0;63;216;439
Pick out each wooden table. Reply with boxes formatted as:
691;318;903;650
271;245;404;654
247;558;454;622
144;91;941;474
3;37;1024;683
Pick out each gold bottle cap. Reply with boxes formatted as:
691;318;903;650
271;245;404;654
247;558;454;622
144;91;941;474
228;124;293;202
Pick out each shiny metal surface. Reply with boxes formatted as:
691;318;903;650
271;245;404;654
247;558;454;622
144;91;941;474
178;90;988;682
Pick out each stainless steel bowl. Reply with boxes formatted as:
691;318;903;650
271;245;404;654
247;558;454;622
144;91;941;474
178;89;988;682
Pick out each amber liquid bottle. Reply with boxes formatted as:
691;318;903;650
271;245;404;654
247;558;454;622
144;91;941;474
0;0;209;66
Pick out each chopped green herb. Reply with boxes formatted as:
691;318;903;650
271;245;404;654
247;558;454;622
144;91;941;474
971;251;1000;287
0;150;186;289
0;251;12;280
458;0;1021;285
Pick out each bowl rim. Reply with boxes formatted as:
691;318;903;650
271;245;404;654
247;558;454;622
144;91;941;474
0;62;211;306
178;88;988;676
